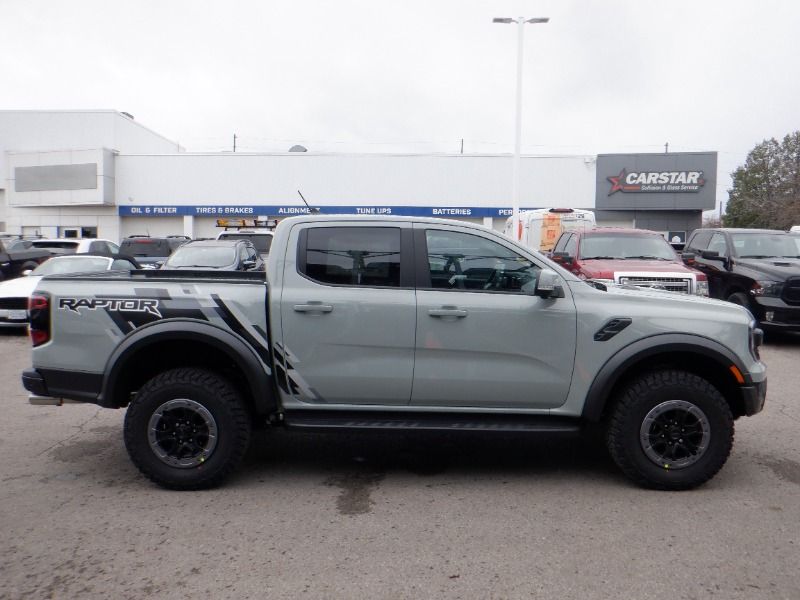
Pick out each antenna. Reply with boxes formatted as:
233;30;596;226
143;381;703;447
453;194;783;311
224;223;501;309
297;190;320;214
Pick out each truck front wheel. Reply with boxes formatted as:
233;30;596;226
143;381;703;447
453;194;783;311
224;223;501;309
606;370;734;490
124;368;251;490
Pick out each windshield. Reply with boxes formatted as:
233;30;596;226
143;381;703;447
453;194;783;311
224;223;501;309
164;246;237;268
31;241;79;254
2;239;33;251
731;233;800;258
32;257;111;276
120;239;171;257
580;234;677;260
218;233;273;252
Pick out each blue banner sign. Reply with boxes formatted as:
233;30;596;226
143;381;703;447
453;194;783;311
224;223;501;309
119;205;525;218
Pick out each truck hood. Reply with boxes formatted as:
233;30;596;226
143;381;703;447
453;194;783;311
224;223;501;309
579;258;693;277
734;257;800;279
594;281;730;307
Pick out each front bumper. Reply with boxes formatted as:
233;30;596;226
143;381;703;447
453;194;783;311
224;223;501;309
740;378;767;416
751;297;800;330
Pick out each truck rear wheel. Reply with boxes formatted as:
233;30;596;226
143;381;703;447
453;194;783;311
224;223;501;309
606;370;734;490
124;368;251;490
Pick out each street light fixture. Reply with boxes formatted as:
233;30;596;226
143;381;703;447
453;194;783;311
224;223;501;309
494;16;550;241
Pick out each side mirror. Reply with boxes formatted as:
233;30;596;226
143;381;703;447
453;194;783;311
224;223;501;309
551;252;573;265
701;250;724;261
242;258;257;270
22;269;33;276
534;268;564;299
681;252;696;265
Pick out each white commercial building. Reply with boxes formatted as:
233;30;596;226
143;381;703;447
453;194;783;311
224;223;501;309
1;110;716;243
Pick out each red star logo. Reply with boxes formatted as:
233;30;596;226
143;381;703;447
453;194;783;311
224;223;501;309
607;169;627;195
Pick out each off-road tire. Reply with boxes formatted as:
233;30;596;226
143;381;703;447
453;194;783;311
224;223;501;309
124;368;251;490
606;370;734;490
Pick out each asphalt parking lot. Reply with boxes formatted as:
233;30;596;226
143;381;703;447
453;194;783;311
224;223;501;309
1;330;798;600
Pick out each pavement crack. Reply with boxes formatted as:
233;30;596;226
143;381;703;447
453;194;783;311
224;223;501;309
36;408;103;457
776;405;800;424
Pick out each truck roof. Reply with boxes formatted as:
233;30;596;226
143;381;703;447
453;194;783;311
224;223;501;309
275;214;487;228
702;228;790;234
581;227;665;236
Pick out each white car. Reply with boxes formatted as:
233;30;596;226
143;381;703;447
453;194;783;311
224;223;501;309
0;254;137;328
29;238;120;256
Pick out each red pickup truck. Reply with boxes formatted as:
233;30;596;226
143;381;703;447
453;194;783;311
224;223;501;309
550;228;709;296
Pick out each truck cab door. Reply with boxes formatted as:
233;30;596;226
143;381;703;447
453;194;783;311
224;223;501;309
411;224;577;410
693;232;729;298
276;222;416;407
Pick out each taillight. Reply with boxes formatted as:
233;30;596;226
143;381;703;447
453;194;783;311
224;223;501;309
28;293;51;347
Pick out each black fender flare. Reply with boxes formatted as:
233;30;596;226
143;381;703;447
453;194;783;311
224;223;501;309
99;319;276;415
581;333;751;421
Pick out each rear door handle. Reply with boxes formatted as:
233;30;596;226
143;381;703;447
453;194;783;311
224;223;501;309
428;307;468;318
294;302;333;314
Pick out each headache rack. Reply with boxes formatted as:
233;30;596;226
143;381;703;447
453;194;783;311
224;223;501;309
216;218;278;231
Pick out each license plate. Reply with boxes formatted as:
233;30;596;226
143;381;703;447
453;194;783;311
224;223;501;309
9;310;27;320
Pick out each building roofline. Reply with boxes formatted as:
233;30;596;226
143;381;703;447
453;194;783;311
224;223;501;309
115;151;598;160
0;109;183;150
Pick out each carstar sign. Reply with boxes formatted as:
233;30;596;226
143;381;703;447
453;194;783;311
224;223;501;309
607;169;705;195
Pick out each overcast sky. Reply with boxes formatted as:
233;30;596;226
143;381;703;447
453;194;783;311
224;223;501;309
2;0;799;213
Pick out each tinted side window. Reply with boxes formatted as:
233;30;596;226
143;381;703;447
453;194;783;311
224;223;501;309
425;230;540;293
553;233;570;253
687;231;712;252
564;234;579;257
9;240;33;250
303;227;401;287
111;258;135;271
707;233;727;255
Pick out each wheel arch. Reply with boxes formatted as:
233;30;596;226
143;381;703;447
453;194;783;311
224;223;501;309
582;334;751;422
99;319;277;416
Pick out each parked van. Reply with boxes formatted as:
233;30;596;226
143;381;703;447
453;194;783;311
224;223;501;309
504;208;596;252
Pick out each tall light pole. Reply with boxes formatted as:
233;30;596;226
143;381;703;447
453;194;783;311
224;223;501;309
493;16;549;241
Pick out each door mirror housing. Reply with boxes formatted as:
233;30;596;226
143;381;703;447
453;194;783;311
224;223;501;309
533;268;564;299
242;258;258;270
701;250;724;261
551;252;573;265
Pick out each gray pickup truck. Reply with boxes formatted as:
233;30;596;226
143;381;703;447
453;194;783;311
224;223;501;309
22;215;767;490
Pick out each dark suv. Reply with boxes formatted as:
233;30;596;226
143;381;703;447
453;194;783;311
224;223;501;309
161;239;264;271
0;237;51;280
119;235;190;269
684;228;800;330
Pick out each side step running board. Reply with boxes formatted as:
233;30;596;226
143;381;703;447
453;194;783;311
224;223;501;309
283;410;581;433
